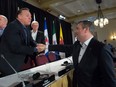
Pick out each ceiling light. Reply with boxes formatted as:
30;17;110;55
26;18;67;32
59;15;66;20
94;0;109;28
77;10;81;13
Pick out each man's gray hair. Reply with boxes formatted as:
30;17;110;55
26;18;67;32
0;15;8;22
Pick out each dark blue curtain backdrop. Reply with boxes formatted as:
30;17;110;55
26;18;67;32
0;0;73;57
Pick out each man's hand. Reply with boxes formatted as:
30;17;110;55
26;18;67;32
36;44;46;52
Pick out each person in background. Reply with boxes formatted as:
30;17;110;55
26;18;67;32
31;21;45;44
39;20;116;87
0;15;8;41
31;21;45;66
103;39;107;44
0;8;45;76
104;39;113;48
104;39;114;53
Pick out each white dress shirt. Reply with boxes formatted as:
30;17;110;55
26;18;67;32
31;30;38;41
78;36;93;63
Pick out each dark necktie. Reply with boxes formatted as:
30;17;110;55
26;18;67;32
0;29;4;36
23;28;28;45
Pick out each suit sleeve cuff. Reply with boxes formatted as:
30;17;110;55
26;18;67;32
34;47;38;52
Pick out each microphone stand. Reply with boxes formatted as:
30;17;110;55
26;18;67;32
1;54;26;87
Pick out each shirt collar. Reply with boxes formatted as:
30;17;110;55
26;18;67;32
31;30;38;34
80;36;93;46
0;28;4;30
16;19;27;29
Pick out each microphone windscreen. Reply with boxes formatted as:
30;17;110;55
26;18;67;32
32;72;40;80
39;74;49;80
64;61;68;64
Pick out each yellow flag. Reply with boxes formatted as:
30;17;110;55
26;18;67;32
59;23;64;44
59;23;65;58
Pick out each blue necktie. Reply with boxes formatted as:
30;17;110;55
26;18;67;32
0;29;4;36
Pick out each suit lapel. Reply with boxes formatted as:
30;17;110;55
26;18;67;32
35;31;39;42
73;41;82;67
16;20;28;45
78;45;92;65
78;38;94;65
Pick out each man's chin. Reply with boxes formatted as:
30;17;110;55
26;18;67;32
25;23;31;26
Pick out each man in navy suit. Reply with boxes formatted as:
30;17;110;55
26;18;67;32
40;20;116;87
0;8;45;76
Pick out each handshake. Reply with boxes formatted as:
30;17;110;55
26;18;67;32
36;44;47;53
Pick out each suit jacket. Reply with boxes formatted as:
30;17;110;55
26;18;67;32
0;19;36;76
49;38;116;87
32;30;45;54
0;29;4;43
31;30;45;65
35;31;45;44
0;36;1;42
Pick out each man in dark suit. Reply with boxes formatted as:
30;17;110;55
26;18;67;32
0;15;8;42
31;21;45;65
31;21;45;44
0;8;45;77
40;20;116;87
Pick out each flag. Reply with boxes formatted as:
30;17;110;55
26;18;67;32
33;13;36;21
52;21;59;59
44;18;49;55
59;23;64;44
59;23;65;58
52;21;57;45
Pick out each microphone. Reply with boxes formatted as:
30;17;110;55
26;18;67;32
66;56;73;64
61;56;73;66
0;54;28;87
32;72;49;80
58;56;73;76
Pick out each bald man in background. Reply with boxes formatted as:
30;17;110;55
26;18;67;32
31;21;45;66
31;21;45;44
0;15;8;41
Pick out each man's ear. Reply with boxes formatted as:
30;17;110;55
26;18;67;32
84;27;89;33
17;14;22;20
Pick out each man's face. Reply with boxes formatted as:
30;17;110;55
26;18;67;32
18;10;32;26
74;23;86;42
31;23;39;31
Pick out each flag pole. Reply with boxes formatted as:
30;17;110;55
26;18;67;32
33;13;36;21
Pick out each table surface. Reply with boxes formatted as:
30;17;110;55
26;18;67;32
0;56;72;87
